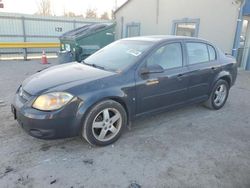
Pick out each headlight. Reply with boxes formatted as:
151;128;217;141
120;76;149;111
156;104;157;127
32;92;74;111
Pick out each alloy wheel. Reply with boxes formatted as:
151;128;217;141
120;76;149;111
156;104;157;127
92;108;122;142
213;84;227;107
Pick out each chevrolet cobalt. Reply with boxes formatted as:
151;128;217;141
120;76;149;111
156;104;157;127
12;36;238;146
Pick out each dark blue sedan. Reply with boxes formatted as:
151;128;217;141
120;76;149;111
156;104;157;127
12;36;238;146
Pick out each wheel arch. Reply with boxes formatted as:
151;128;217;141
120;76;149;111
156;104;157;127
108;96;130;122
213;71;232;87
78;94;131;129
219;76;232;87
208;71;232;96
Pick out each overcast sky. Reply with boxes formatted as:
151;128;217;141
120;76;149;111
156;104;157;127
0;0;127;16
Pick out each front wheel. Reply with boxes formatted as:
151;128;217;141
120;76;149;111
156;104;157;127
204;79;229;110
81;100;127;146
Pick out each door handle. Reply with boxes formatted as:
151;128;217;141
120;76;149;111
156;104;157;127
211;67;219;71
177;74;185;80
146;79;159;86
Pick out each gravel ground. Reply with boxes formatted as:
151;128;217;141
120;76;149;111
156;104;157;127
0;59;250;188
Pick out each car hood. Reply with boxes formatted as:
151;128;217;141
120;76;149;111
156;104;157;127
22;62;116;95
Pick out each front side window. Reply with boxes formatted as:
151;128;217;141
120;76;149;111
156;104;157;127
146;43;183;69
186;42;209;64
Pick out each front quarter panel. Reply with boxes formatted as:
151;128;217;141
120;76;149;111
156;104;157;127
68;71;136;132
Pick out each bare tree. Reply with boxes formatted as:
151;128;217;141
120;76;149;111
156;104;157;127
37;0;52;16
64;11;76;17
100;12;110;20
64;11;85;18
85;9;97;19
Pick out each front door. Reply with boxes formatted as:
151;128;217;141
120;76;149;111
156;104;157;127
135;42;189;115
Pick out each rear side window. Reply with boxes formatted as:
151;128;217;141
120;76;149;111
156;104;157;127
208;45;216;61
186;42;209;64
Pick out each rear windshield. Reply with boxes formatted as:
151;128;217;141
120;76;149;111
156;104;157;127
84;40;153;72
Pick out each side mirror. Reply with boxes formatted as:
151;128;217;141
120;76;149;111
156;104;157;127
140;64;164;75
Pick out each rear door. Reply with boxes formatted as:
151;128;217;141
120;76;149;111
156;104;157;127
185;41;221;101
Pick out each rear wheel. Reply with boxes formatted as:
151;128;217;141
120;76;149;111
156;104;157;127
204;79;229;110
82;100;127;146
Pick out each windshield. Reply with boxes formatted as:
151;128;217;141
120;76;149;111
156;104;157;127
84;40;153;72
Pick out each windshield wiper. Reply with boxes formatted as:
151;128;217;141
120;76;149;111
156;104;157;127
82;61;105;70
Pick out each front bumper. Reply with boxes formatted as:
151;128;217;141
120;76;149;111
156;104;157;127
11;92;83;139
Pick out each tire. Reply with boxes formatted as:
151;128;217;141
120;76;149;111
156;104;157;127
204;79;229;110
81;100;127;146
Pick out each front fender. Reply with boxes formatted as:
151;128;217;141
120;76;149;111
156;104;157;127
74;88;134;133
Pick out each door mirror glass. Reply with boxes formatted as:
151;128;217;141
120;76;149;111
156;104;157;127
140;64;164;74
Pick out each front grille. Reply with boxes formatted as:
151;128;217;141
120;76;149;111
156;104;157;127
18;87;32;103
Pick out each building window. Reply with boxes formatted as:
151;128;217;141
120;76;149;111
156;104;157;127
126;23;140;37
172;18;200;37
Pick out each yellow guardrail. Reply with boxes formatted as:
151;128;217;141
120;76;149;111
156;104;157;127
0;42;60;48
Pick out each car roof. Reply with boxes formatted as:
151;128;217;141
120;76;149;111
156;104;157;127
122;35;211;44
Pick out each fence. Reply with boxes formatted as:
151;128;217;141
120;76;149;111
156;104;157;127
0;12;110;60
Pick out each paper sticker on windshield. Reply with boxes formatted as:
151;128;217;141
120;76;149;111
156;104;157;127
126;49;142;57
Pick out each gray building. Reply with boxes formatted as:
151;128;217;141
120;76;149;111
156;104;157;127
114;0;250;70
